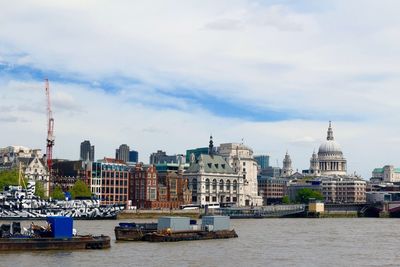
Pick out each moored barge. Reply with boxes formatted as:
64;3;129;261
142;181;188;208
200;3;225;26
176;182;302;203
0;216;110;251
115;216;238;242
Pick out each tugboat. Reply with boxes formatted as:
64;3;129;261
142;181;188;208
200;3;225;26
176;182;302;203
0;216;110;251
115;216;238;242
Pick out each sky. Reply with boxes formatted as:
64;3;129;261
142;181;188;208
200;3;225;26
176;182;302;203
1;0;400;179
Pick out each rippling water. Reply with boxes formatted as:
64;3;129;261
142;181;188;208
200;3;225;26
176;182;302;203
0;218;399;267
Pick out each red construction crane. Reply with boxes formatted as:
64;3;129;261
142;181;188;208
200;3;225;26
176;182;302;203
45;79;55;174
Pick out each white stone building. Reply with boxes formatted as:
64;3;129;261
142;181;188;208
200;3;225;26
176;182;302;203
16;156;50;197
218;143;263;206
371;165;400;183
282;152;293;177
184;151;245;207
307;122;347;176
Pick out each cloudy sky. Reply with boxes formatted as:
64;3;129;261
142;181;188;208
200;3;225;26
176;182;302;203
1;0;400;178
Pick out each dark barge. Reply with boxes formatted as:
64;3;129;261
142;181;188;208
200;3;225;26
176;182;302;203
142;229;238;242
0;216;110;251
115;216;238;242
0;235;110;251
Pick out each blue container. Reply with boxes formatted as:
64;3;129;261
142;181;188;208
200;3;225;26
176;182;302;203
47;216;73;238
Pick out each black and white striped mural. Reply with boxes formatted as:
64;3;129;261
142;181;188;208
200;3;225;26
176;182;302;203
0;185;124;219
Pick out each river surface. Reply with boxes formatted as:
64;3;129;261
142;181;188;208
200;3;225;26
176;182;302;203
0;218;399;267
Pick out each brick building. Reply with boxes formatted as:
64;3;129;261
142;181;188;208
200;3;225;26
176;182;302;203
129;163;158;208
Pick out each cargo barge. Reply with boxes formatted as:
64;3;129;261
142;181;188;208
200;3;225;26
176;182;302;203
115;216;238;242
0;216;110;251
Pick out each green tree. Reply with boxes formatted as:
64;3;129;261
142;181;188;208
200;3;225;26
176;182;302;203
51;185;65;200
0;169;21;190
69;180;91;199
282;195;290;204
295;188;324;204
34;181;46;198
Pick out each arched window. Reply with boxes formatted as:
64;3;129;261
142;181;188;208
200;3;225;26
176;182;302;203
219;179;224;191
212;179;217;191
233;180;237;191
226;180;231;191
205;179;210;192
192;178;197;190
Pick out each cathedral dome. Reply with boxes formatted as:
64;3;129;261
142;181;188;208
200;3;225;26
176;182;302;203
318;140;342;154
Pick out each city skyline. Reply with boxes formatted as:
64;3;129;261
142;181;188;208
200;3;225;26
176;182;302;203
2;1;400;178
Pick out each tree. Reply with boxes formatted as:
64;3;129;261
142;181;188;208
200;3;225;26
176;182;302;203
51;185;65;200
295;188;324;204
69;180;91;199
282;195;290;204
0;169;28;190
34;181;46;198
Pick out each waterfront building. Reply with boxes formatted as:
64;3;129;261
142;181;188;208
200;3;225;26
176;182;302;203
218;141;263;206
156;169;192;209
129;163;158;208
87;158;129;205
149;150;180;164
116;144;130;163
281;152;293;177
184;138;245;206
80;140;94;162
129;150;139;163
254;155;270;170
287;176;366;204
52;160;89;191
371;165;400;183
320;177;366;203
185;147;209;163
257;176;288;204
16;155;50;197
305;122;347;176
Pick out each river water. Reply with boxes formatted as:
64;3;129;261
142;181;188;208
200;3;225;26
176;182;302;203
0;218;399;267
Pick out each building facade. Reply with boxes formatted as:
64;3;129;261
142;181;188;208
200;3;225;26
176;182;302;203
218;142;263;206
17;156;50;197
254;155;270;170
257;176;288;204
116;144;130;163
372;165;400;183
87;158;129;205
129;150;139;163
281;152;293;177
306;122;347;176
149;150;180;164
80;140;95;162
184;144;245;206
52;160;88;191
129;163;158;208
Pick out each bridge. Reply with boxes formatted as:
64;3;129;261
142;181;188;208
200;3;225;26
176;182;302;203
215;204;306;218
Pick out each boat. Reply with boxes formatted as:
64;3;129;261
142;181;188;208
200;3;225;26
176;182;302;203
115;216;238;242
114;222;158;241
0;216;110;251
0;182;124;219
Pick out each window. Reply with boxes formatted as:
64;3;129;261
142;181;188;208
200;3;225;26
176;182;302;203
205;179;210;192
212;179;217;191
219;179;224;191
205;196;210;202
233;180;238;191
212;196;217;202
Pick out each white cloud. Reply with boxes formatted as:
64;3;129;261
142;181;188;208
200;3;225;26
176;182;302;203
1;1;400;178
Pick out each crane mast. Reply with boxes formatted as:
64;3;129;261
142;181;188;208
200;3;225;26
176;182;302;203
45;79;55;175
